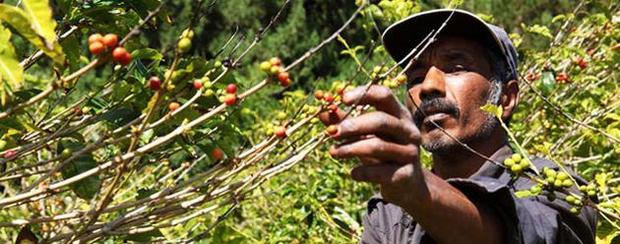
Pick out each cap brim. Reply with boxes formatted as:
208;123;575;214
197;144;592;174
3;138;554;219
382;9;506;66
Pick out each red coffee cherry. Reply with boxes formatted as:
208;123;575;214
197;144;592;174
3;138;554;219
148;76;161;90
112;47;132;66
89;41;105;55
102;33;118;48
226;84;237;94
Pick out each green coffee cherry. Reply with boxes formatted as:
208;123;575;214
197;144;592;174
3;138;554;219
562;179;573;188
61;148;72;158
203;89;215;97
212;60;222;69
511;153;522;162
557;172;568;181
372;66;382;74
579;185;587;192
503;158;515;167
276;111;287;120
570;207;579;214
519;159;530;169
181;29;194;39
565;195;576;203
553;179;564;188
178;37;192;53
530;185;542;194
544;168;557;178
260;61;272;72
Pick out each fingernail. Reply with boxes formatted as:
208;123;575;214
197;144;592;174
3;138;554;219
328;146;338;158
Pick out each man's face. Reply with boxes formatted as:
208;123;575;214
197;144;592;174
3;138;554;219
405;36;499;155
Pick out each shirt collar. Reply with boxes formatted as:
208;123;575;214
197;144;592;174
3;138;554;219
467;144;514;179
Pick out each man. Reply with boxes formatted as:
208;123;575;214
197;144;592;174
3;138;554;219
320;9;597;243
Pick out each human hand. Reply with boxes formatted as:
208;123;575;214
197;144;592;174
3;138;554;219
320;84;423;206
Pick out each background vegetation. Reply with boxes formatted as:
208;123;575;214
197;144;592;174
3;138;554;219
0;0;618;242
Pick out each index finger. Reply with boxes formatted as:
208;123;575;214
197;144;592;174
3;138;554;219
342;84;410;119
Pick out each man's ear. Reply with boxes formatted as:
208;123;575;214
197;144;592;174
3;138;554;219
500;79;519;121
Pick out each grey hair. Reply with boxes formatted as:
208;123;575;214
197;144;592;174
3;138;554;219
485;48;511;105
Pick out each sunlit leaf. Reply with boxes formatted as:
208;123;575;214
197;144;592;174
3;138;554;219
0;25;22;106
0;3;65;64
480;104;503;118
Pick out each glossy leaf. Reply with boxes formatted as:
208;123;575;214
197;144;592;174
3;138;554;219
58;138;102;200
0;2;65;65
0;25;22;106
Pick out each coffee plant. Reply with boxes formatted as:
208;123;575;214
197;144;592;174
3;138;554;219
0;0;618;242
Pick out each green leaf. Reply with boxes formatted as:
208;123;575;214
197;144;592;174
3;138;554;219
522;24;553;39
125;0;172;24
540;71;555;94
131;48;163;61
100;106;140;126
60;33;81;73
58;138;102;200
0;25;22;106
480;104;503;118
22;0;58;48
0;3;65;65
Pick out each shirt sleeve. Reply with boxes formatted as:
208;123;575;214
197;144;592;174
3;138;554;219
446;175;597;244
360;194;418;244
360;197;384;244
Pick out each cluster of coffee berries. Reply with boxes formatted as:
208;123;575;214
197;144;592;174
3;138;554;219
301;105;320;124
574;57;588;69
302;105;319;116
555;72;569;84
579;183;598;197
259;57;292;86
369;66;407;89
314;90;335;104
88;33;132;65
221;83;237;106
192;76;213;93
178;28;194;53
564;194;584;214
541;167;574;189
503;153;530;174
383;74;408;88
314;89;340;115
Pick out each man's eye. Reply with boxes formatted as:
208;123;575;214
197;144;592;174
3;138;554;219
448;64;468;73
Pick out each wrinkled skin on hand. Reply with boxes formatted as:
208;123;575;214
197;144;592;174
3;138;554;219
320;84;424;207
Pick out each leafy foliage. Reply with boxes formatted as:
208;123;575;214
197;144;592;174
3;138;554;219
0;0;618;242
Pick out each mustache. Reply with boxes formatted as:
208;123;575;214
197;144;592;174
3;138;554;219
412;98;460;126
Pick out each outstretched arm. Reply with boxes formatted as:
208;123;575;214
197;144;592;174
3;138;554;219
321;85;504;244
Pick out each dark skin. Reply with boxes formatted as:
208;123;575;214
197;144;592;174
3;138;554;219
320;36;519;244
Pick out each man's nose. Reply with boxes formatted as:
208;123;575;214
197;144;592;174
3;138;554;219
418;66;446;101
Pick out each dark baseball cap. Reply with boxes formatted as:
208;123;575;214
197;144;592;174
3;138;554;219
382;9;519;81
